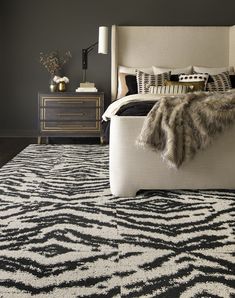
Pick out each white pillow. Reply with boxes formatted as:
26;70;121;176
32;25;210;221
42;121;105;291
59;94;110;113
153;66;192;75
118;65;153;75
193;66;234;75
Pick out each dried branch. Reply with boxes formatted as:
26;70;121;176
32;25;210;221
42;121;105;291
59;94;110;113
39;50;72;76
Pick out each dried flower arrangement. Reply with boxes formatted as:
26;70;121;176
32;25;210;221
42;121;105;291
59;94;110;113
39;50;72;75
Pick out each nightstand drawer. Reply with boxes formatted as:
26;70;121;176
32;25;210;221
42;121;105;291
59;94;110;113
41;120;100;131
42;98;98;108
42;107;98;121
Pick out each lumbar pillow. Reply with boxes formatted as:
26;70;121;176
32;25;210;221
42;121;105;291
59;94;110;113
165;80;205;92
136;70;171;94
149;85;189;95
206;72;232;92
153;66;192;75
193;66;234;75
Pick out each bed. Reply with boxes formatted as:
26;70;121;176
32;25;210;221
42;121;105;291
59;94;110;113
108;25;235;197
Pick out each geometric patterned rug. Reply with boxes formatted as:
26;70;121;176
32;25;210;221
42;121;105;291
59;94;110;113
0;144;234;297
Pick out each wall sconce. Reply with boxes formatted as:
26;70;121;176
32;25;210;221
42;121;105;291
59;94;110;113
82;26;109;83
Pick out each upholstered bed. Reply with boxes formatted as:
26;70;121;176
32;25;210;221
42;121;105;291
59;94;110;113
108;25;235;197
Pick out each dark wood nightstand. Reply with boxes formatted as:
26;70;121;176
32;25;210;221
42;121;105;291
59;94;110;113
38;92;104;144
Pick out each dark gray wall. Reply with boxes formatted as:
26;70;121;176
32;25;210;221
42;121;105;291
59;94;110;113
1;0;235;136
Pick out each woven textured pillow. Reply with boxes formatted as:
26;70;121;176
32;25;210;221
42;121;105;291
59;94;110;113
207;72;232;92
149;85;189;95
136;70;170;94
165;80;205;92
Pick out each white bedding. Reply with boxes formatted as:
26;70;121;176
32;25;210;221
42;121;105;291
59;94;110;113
102;94;162;121
103;90;235;121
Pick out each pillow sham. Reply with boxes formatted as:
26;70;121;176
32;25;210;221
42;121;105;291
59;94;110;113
193;66;233;75
165;80;205;92
118;65;153;75
117;73;129;99
136;70;171;94
153;65;192;75
117;66;153;98
149;85;189;95
206;72;232;92
126;75;138;96
117;73;138;99
229;75;235;88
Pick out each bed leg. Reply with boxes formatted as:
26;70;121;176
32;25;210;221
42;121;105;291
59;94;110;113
110;187;138;197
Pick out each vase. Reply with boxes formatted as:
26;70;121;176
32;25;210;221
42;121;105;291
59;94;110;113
49;76;57;92
58;81;66;92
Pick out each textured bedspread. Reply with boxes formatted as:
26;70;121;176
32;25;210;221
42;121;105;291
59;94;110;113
137;90;235;168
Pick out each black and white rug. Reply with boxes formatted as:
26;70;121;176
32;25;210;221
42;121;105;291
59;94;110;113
0;145;234;297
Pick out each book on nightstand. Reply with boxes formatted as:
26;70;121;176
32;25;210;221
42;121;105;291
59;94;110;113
75;82;98;93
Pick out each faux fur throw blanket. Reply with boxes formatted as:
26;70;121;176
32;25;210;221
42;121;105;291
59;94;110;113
137;90;235;168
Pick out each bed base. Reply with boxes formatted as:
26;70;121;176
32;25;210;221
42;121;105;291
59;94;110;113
109;116;235;197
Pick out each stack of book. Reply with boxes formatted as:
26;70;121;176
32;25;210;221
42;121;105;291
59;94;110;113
75;82;98;92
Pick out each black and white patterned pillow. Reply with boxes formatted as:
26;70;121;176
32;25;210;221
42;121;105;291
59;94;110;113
136;70;170;94
179;73;209;83
207;72;232;92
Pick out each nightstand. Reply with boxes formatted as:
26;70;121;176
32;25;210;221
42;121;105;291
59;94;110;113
38;92;104;144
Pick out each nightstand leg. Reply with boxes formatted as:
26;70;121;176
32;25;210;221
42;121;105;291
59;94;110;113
37;136;42;145
100;136;105;145
46;137;49;145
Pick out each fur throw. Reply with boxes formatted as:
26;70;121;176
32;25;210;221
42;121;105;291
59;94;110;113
137;90;235;168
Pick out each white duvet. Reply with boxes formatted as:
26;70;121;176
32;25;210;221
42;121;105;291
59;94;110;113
102;94;163;121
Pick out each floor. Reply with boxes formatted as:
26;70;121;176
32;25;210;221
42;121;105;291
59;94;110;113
0;138;35;168
0;137;100;168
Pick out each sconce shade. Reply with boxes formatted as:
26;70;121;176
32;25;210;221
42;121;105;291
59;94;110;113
98;26;108;54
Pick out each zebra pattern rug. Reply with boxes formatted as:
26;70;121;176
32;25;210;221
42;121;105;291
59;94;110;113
0;144;234;298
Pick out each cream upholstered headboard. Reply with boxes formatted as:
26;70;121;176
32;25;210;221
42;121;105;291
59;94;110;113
111;25;235;100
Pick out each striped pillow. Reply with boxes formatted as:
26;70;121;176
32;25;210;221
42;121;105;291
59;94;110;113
136;70;170;94
207;72;232;92
149;85;189;95
165;80;205;92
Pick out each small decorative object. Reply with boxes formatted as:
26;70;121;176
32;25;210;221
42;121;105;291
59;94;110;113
53;76;69;92
39;50;71;92
49;81;57;92
58;81;66;92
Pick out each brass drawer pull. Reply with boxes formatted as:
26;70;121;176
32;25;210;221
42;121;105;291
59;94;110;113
56;112;86;116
